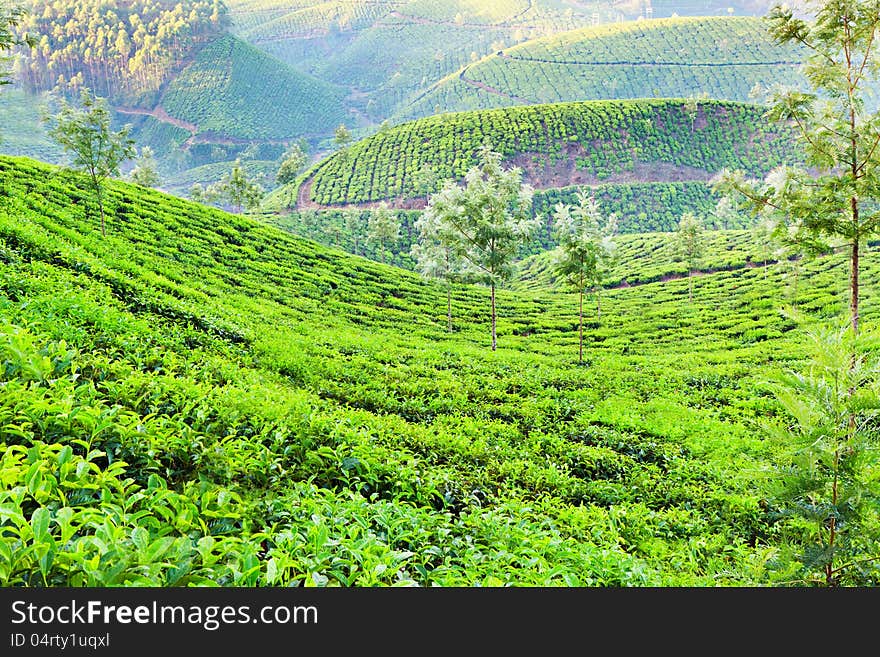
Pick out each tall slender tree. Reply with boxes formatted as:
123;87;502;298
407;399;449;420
333;124;353;151
46;88;135;236
343;208;362;255
129;146;160;188
714;0;880;336
761;323;880;586
367;202;399;264
552;192;617;364
210;160;264;214
412;208;467;332
674;211;705;303
277;140;308;185
423;145;539;351
1;3;33;87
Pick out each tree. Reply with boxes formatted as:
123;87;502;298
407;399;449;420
674;211;705;303
711;196;742;230
343;208;362;255
714;0;880;336
277;141;308;185
189;182;206;204
412;208;468;332
46;88;135;236
760;324;880;586
552;191;617;364
366;202;399;263
1;3;32;86
211;160;264;214
683;92;709;133
423;145;540;350
333;124;353;151
129;146;160;188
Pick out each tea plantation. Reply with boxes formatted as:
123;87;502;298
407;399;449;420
402;16;807;119
2;155;878;586
300;98;798;206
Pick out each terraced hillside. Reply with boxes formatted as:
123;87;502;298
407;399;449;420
229;1;776;123
228;0;597;121
513;229;782;293
3;154;878;586
401;16;808;120
297;98;799;207
0;90;62;163
161;35;351;141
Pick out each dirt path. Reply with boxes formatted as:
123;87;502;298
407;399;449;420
115;105;199;133
297;176;317;209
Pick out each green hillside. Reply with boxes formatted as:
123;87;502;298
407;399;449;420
227;1;777;122
300;98;799;206
0;90;62;163
161;34;351;140
227;0;602;123
513;229;775;293
2;154;879;586
401;16;808;119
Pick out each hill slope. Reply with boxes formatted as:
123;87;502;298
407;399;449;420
400;16;808;120
161;34;351;140
299;98;799;207
227;1;778;123
3;155;878;586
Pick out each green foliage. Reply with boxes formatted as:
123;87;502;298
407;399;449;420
715;0;880;334
10;0;227;104
306;99;799;206
207;159;265;213
167;159;278;198
366;202;399;264
760;324;880;586
675;211;706;302
553;191;617;297
423;145;539;350
276;141;308;185
45;88;136;235
162;35;349;140
333;124;353;150
404;16;808;119
1;1;32;86
553;191;616;362
4;153;880;587
129;146;160;189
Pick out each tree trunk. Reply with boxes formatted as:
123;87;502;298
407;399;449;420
851;235;859;335
688;270;693;303
491;282;496;351
596;289;601;320
578;287;583;365
94;175;106;237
